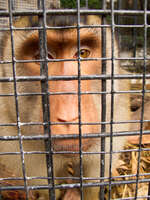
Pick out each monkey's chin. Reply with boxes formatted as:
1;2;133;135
52;139;95;152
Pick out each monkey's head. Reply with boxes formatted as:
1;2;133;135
1;15;116;152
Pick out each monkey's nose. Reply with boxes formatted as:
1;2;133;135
50;94;79;122
56;103;79;123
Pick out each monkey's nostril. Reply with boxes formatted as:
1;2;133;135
57;116;78;123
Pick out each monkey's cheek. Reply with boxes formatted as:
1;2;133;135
51;124;100;152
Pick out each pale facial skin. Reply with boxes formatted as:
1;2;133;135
21;28;101;152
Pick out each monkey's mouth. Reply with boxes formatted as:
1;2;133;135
52;138;94;152
50;124;100;152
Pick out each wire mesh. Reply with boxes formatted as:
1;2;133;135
0;0;150;200
0;0;60;10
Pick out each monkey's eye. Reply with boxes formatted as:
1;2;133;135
47;52;54;59
34;51;54;61
75;49;90;58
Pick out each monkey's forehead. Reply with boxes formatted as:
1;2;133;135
14;15;102;28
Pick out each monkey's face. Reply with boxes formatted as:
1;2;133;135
6;27;102;152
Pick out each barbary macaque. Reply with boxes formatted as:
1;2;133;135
0;14;131;199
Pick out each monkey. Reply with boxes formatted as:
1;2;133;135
0;14;131;199
128;101;150;145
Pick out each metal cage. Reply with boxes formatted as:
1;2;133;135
0;0;150;199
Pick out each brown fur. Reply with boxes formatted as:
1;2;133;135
0;16;131;199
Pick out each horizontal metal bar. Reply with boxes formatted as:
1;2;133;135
0;9;149;17
0;129;150;141
0;89;150;97
0;146;150;158
1;176;150;191
0;117;149;127
0;74;150;82
1;24;150;32
2;56;150;65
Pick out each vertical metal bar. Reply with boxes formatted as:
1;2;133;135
8;0;28;199
133;0;138;65
11;0;15;10
37;0;55;199
85;0;88;8
100;0;107;199
116;0;121;49
135;0;147;199
108;0;115;199
76;0;83;199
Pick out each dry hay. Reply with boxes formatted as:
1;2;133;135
108;143;150;199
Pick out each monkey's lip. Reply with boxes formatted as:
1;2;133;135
52;139;93;152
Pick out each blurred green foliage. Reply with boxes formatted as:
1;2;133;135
88;0;102;8
60;0;101;9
